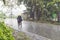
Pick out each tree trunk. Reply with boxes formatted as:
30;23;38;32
58;12;60;22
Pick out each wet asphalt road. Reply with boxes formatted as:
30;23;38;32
4;18;51;40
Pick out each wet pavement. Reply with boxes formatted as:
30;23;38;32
5;19;50;40
4;18;60;40
22;21;60;40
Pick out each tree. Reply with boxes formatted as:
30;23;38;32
3;0;60;22
46;0;60;22
3;0;6;4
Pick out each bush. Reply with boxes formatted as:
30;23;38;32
0;22;15;40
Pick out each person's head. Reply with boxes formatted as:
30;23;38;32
17;15;22;19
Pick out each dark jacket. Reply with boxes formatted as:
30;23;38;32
17;16;22;23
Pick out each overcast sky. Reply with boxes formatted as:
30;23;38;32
0;1;27;16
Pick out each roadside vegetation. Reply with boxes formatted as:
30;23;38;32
0;22;14;40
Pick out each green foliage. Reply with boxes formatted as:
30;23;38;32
0;22;15;40
0;11;6;18
51;12;57;18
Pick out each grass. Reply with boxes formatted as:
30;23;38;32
13;31;31;40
